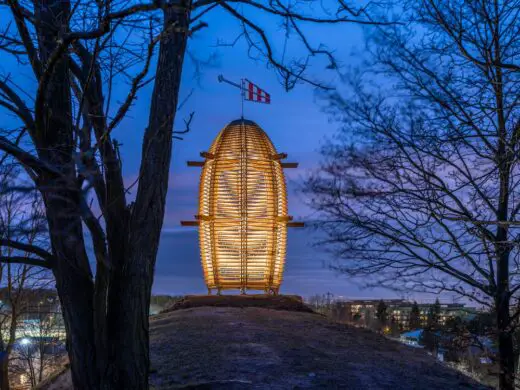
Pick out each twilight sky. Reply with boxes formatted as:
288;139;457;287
0;5;447;301
112;6;365;228
105;8;394;298
144;10;428;300
144;8;370;298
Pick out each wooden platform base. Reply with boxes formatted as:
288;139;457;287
162;294;313;314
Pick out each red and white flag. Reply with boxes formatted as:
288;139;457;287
244;79;271;104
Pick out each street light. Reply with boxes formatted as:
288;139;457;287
20;338;31;346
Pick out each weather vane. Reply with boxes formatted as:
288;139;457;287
217;74;271;118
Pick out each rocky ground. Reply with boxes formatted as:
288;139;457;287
162;294;314;313
149;303;487;389
41;296;488;389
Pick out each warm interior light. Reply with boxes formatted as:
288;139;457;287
196;119;289;294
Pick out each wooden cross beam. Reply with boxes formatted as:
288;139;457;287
180;221;199;226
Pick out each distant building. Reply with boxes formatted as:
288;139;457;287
336;299;478;328
400;329;424;347
0;289;66;340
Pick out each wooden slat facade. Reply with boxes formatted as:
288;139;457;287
187;119;299;294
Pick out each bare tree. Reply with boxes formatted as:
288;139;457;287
0;254;32;390
0;0;386;387
304;1;520;389
0;165;49;390
9;294;64;389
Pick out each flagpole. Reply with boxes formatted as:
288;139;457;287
241;78;245;119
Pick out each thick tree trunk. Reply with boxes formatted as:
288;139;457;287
492;8;514;387
51;244;98;389
42;154;99;389
0;351;9;390
28;1;190;388
101;6;191;389
496;277;514;390
33;1;99;388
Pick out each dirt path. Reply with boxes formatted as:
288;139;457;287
149;307;486;389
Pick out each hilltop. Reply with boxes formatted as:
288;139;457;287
162;294;314;313
149;298;487;389
42;296;487;389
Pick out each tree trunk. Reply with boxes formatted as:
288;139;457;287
101;6;190;389
41;166;98;388
49;212;99;389
493;7;514;385
33;1;99;387
0;351;9;390
27;1;191;388
497;282;514;390
516;353;520;389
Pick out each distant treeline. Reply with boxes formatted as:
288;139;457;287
150;295;184;309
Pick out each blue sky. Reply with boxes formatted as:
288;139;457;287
0;4;364;225
141;9;430;300
1;4;453;300
110;6;366;228
131;8;371;297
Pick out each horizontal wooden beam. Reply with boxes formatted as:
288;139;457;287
272;153;288;160
187;161;205;167
194;214;213;221
200;151;214;159
180;221;200;226
182;218;303;228
188;159;299;168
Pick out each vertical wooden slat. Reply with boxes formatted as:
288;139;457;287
198;119;288;293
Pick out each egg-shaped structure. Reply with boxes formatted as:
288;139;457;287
184;119;301;294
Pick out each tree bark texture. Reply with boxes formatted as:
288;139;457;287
101;6;190;388
31;1;99;388
0;353;9;390
27;1;191;388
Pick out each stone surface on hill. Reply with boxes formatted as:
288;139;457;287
149;306;487;389
162;294;313;313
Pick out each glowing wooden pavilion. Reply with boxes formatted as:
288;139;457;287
182;119;303;294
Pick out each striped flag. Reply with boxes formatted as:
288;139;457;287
244;79;271;104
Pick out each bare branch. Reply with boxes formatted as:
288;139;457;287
0;78;34;130
0;136;59;177
6;0;42;78
0;256;51;269
0;239;52;262
220;2;329;89
173;111;194;140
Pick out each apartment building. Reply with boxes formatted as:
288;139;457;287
337;299;477;328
